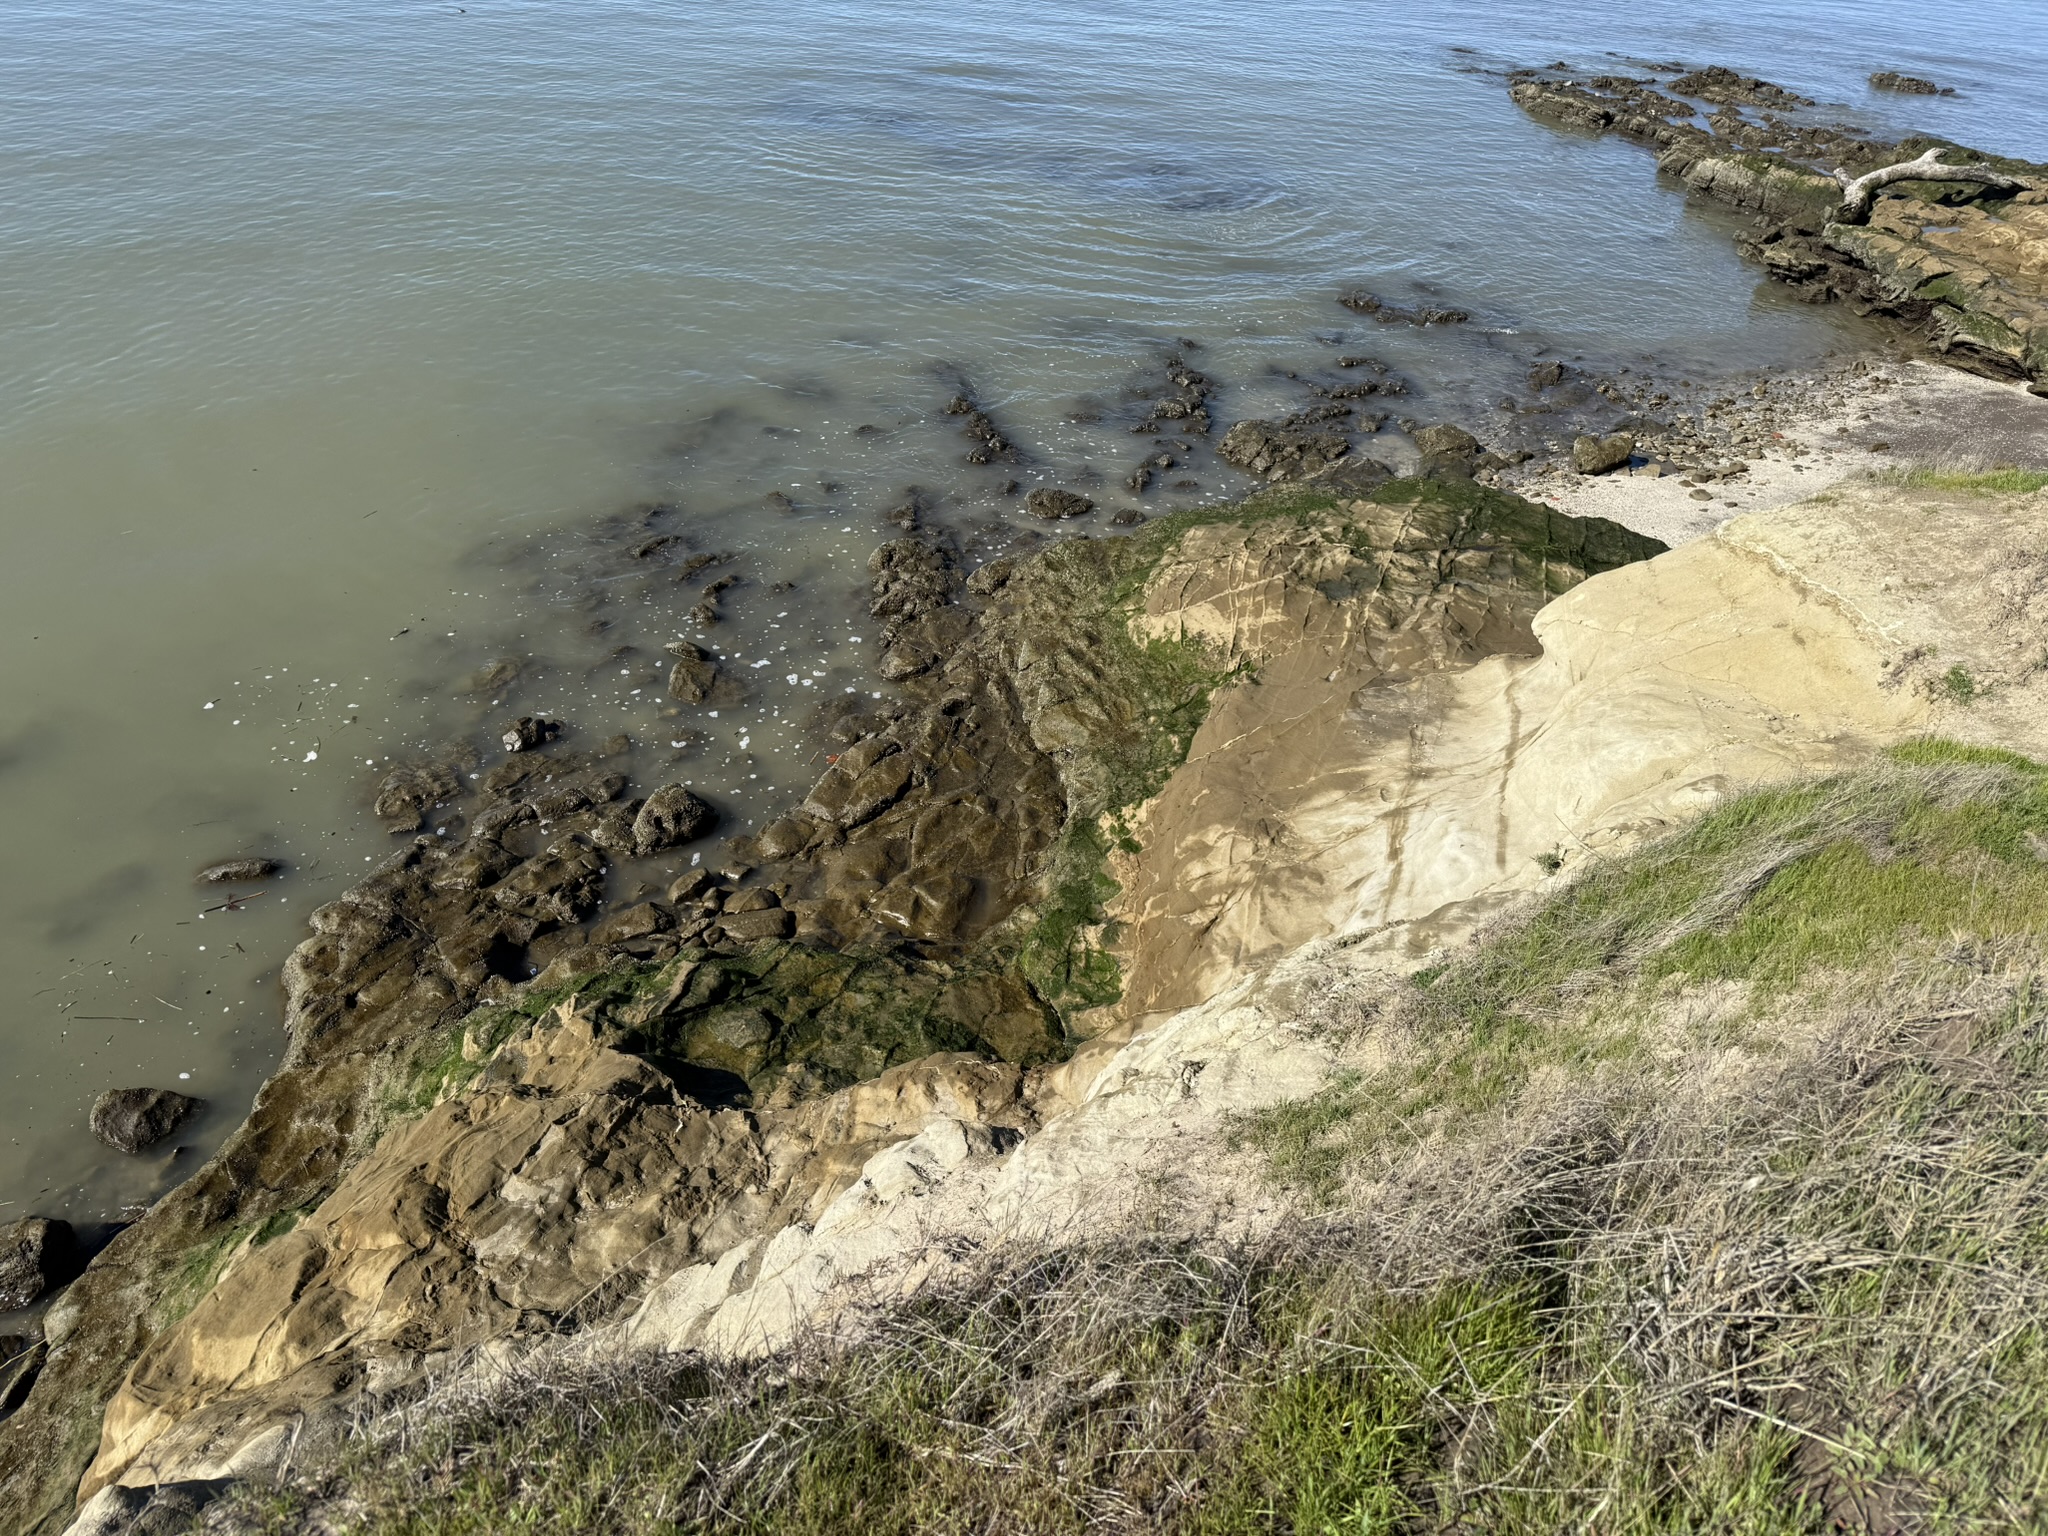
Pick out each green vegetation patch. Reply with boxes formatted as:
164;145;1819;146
1214;745;2048;1525
1236;744;2048;1193
1877;464;2048;496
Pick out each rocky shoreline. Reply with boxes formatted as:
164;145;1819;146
4;54;2048;1536
0;468;1663;1533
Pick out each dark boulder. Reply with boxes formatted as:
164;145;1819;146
664;642;719;704
1026;488;1094;521
1572;432;1636;475
634;785;716;855
1869;70;1953;96
89;1089;202;1156
500;716;562;753
1218;420;1350;481
1412;423;1482;459
0;1218;75;1311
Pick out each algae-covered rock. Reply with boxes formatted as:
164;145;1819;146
1025;488;1094;520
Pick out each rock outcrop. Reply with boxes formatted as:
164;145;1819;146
1107;478;2048;1020
555;477;2048;1386
76;1011;1033;1501
0;1222;74;1314
29;471;2048;1533
1509;67;2048;386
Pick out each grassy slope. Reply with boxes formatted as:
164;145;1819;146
199;741;2048;1534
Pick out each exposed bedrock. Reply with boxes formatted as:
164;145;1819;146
1508;68;2048;385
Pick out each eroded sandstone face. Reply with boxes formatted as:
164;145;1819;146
1111;485;1662;1018
80;1009;1033;1502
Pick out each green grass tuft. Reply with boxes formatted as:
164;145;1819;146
1876;465;2048;495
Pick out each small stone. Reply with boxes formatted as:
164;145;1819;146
1572;433;1635;475
667;869;718;905
90;1088;202;1155
634;785;716;855
1632;462;1665;478
1690;489;1714;501
664;643;719;704
0;1218;75;1311
196;858;279;885
1412;424;1482;459
500;716;562;753
1026;488;1094;521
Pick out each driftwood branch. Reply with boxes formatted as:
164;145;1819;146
1832;148;2025;223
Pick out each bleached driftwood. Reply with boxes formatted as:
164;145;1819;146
1833;148;2025;223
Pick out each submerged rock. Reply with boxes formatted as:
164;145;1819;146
372;761;463;831
1025;488;1094;520
0;1218;74;1311
1218;419;1350;481
1338;290;1470;325
89;1090;201;1156
1668;65;1813;110
499;716;562;753
664;641;719;704
1869;70;1953;96
194;859;278;886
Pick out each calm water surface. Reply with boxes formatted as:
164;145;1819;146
4;0;2045;1231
